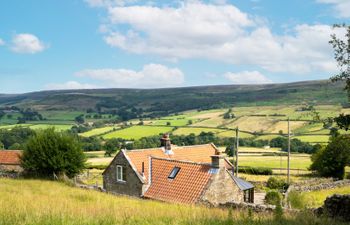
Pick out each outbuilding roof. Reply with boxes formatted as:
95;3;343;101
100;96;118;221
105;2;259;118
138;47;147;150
0;150;22;165
231;175;254;191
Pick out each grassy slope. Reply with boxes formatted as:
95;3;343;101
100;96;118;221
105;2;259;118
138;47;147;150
103;126;174;140
0;80;346;112
0;178;346;225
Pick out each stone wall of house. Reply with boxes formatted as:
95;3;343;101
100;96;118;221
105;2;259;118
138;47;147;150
103;152;144;197
200;169;243;206
0;164;23;173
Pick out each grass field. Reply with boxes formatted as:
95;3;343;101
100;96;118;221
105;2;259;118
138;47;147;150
172;127;223;136
80;126;119;137
40;110;84;121
293;135;330;143
238;155;311;170
0;123;72;131
0;178;346;225
289;186;350;209
29;124;73;131
103;126;174;140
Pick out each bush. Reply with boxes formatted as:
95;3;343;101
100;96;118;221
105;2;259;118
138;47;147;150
267;177;288;190
287;191;306;209
265;190;282;205
239;167;273;175
21;128;86;178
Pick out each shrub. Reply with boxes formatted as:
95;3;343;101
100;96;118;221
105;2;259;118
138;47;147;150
267;177;288;190
265;190;282;205
287;191;306;209
239;167;273;175
21;128;86;178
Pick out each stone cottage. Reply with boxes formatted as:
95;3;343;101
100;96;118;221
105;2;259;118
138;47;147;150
103;134;254;205
0;150;23;173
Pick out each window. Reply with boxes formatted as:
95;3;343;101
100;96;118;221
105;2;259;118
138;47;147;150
116;165;126;182
243;189;254;203
168;167;180;179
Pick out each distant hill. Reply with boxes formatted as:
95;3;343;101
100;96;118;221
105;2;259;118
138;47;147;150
0;80;347;116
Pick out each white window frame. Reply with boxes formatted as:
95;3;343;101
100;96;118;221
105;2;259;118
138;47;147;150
116;165;125;182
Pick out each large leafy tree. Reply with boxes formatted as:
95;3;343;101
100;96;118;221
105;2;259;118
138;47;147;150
330;24;350;130
21;128;86;178
310;135;350;179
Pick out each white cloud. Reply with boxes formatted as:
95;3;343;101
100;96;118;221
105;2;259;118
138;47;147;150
75;64;185;88
0;38;5;46
223;71;271;84
317;0;350;18
45;81;100;90
98;1;339;74
11;33;47;54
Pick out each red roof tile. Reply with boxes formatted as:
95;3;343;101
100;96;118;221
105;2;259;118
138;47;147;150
0;150;22;165
124;144;232;184
144;158;212;204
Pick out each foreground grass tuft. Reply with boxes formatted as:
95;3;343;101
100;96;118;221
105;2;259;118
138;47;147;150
0;178;347;225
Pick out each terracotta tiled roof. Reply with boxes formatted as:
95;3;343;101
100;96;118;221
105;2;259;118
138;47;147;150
0;150;22;165
144;157;212;204
123;143;232;184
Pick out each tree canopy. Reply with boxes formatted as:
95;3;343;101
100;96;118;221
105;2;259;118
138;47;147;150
310;135;350;179
21;128;86;178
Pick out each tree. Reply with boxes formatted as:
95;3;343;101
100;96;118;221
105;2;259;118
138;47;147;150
329;24;350;130
75;114;85;124
310;135;350;179
104;138;122;156
21;129;86;178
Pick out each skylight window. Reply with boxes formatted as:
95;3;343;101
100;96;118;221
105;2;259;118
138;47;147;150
168;167;180;179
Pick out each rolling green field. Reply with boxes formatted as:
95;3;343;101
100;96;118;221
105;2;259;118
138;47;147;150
0;123;72;131
2;104;349;144
238;155;311;170
103;126;174;140
80;126;119;137
173;127;223;136
1;178;344;225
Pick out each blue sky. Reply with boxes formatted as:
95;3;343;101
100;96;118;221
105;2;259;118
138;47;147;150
0;0;349;93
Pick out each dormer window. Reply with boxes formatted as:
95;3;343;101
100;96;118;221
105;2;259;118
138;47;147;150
168;167;180;179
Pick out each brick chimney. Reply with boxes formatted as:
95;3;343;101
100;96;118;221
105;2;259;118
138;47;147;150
160;133;173;154
211;151;226;168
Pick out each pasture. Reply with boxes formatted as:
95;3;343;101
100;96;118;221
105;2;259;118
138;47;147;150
103;126;174;140
0;178;345;225
80;126;119;137
289;186;350;208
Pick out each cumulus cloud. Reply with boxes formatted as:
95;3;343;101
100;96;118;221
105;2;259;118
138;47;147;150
75;64;185;88
317;0;350;18
11;33;47;54
223;71;271;84
93;1;340;74
45;81;100;90
0;38;5;46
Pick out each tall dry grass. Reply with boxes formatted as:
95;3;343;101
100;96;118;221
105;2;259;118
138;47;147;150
0;178;346;225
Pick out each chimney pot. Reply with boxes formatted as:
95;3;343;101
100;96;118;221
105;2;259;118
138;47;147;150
160;133;172;151
211;154;226;168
